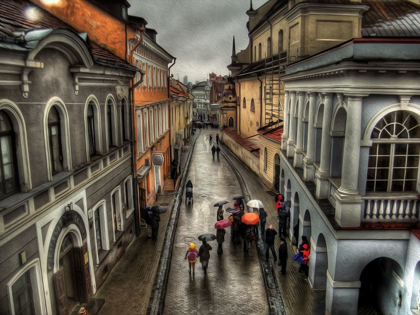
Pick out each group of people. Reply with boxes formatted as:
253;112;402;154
210;134;221;161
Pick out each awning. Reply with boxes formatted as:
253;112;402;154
137;165;151;181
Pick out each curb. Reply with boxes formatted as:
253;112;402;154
147;130;201;315
220;146;286;315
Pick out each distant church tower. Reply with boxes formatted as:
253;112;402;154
219;78;237;130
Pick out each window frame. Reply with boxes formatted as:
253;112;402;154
47;106;63;175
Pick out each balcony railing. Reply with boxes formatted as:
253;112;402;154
363;195;419;221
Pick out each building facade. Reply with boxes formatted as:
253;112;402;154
191;81;211;121
281;38;420;315
0;1;138;315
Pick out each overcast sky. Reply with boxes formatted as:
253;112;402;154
128;0;267;83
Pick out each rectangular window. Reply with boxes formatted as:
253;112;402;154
12;271;35;315
155;107;158;140
143;110;149;148
159;106;163;136
150;109;154;143
136;111;143;154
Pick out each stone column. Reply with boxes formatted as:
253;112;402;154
334;96;364;227
281;91;290;150
293;92;305;168
325;271;361;315
315;93;333;199
286;91;297;157
303;92;316;181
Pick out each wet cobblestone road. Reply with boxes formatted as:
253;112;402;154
163;131;268;315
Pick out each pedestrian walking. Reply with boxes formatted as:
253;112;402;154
185;243;198;277
211;145;216;160
216;228;226;254
171;159;178;179
259;208;267;240
264;225;278;261
277;238;288;274
216;134;220;144
216;146;221;161
209;135;213;144
145;206;153;238
278;206;289;238
151;212;160;240
217;205;224;221
231;213;240;244
198;239;212;274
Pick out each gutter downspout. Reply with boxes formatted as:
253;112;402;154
129;27;145;237
257;74;263;128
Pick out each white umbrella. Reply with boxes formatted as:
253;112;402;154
247;199;264;209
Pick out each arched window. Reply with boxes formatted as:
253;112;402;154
243;97;246;109
254;46;257;62
264;148;268;173
279;30;284;53
267;37;272;57
107;99;115;148
258;43;262;60
367;110;420;192
87;103;96;156
0;111;18;198
47;106;63;174
228;117;234;128
251;99;255;112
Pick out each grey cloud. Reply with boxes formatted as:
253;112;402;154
128;0;266;82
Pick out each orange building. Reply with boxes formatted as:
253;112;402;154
30;0;175;223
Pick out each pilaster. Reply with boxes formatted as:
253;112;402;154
325;270;361;315
287;91;297;157
303;92;317;181
293;92;305;168
282;91;290;150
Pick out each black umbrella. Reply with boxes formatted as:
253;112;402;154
214;200;229;207
151;206;167;214
198;234;216;242
233;196;244;200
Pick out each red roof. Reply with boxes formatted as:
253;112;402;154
223;128;260;157
0;0;134;70
170;86;186;97
259;127;283;143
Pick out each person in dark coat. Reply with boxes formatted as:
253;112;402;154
264;225;278;261
298;235;309;252
217;206;224;221
259;208;267;240
216;228;226;254
231;214;240;244
171;159;178;179
211;145;216;160
198;239;212;274
216;134;220;144
278;207;289;238
151;213;160;240
209;135;213;144
216;146;221;161
278;238;288;274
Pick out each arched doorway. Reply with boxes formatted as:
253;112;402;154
301;210;311;245
314;103;324;163
280;169;285;196
228;117;234;128
358;257;404;314
310;234;328;290
411;261;420;311
274;154;280;192
291;192;300;243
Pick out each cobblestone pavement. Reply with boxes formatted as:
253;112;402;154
222;144;325;315
95;139;193;315
163;130;269;315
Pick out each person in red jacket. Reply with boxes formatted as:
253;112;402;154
299;244;310;279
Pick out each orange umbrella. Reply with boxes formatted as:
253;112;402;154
241;213;259;225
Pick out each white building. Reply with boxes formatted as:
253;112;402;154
191;81;211;121
281;38;420;314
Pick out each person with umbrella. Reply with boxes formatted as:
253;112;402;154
215;219;231;254
216;146;221;161
214;200;228;221
185;243;198;278
211;145;216;160
264;225;278;261
241;213;259;252
198;239;212;274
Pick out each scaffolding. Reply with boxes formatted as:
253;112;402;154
263;51;287;126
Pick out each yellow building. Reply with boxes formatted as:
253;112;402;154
227;0;380;190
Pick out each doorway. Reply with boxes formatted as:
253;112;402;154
54;234;90;315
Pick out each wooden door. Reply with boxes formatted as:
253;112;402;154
73;247;85;303
82;242;92;299
54;267;68;315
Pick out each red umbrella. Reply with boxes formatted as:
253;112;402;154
215;219;232;229
241;213;259;225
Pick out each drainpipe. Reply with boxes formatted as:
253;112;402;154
257;74;263;128
129;27;146;237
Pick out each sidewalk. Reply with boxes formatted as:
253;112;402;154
221;144;325;315
95;136;195;315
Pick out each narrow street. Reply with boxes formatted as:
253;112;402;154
163;130;269;314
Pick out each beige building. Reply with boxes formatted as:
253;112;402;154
227;0;412;190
